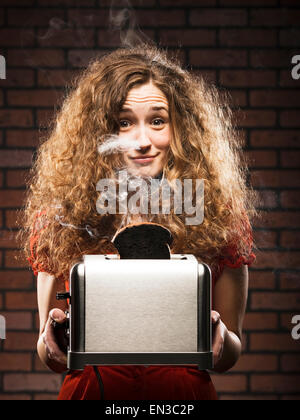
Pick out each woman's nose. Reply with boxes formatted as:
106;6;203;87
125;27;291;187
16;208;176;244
135;125;152;149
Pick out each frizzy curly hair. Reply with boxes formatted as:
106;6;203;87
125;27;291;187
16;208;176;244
19;44;258;282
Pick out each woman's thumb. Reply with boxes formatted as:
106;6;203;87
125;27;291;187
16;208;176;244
50;308;66;324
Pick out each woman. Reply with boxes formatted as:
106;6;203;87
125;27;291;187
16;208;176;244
21;45;257;400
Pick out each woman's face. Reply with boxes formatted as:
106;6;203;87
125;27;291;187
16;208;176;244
118;81;171;178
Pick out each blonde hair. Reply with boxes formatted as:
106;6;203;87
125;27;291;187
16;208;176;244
19;44;258;281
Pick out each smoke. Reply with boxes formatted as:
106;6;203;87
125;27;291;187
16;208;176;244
98;134;141;156
109;0;153;47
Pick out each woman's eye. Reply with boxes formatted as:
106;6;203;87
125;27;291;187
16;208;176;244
119;120;131;128
152;119;165;126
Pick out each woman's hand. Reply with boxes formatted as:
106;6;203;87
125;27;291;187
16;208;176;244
40;308;68;372
211;310;228;367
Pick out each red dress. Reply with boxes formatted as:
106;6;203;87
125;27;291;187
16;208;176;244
29;214;255;401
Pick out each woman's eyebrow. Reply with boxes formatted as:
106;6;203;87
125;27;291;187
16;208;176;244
150;106;169;112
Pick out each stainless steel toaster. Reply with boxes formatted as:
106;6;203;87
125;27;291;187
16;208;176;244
67;254;213;371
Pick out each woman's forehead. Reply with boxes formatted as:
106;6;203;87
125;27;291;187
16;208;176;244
124;82;169;108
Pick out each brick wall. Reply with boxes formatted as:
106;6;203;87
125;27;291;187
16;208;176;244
0;0;300;400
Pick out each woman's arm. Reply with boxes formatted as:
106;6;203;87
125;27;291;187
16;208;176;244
37;272;69;373
211;264;249;373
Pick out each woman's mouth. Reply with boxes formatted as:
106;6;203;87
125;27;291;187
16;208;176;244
131;155;158;164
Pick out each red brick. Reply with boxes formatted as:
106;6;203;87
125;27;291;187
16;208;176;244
2;69;35;88
250;9;300;26
251;130;300;148
97;28;156;48
251;170;300;188
251;49;296;69
280;272;300;290
231;354;277;372
190;49;247;68
0;151;33;168
0;190;26;207
6;130;40;148
3;332;37;351
280;191;300;209
281;355;300;372
68;49;108;68
220;29;276;47
7;90;62;108
245;150;277;168
281;231;300;248
249;270;276;290
281;0;300;4
281;111;300;127
210;374;247;392
33;393;59;400
5;210;20;229
220;394;278;400
0;0;34;4
6;170;29;188
252;292;300;311
251;90;300;108
243;313;278;331
253;230;277;248
220;70;276;88
280;151;300;168
1;311;32;330
220;0;277;4
5;292;37;310
0;353;31;372
254;211;300;229
0;110;33;128
0;271;32;290
5;249;28;269
36;109;55;128
159;29;216;47
160;0;216;5
0;394;31;400
251;374;300;393
250;333;299;352
256;190;278;209
34;354;49;372
235;110;276;128
253;250;300;269
280;313;298;330
7;9;65;27
37;69;79;87
8;49;65;68
137;10;186;27
0;29;35;48
38;0;95;5
0;230;19;248
37;28;95;48
190;9;247;27
280;70;300;88
227;90;247;108
280;29;300;47
3;373;62;392
67;8;111;27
